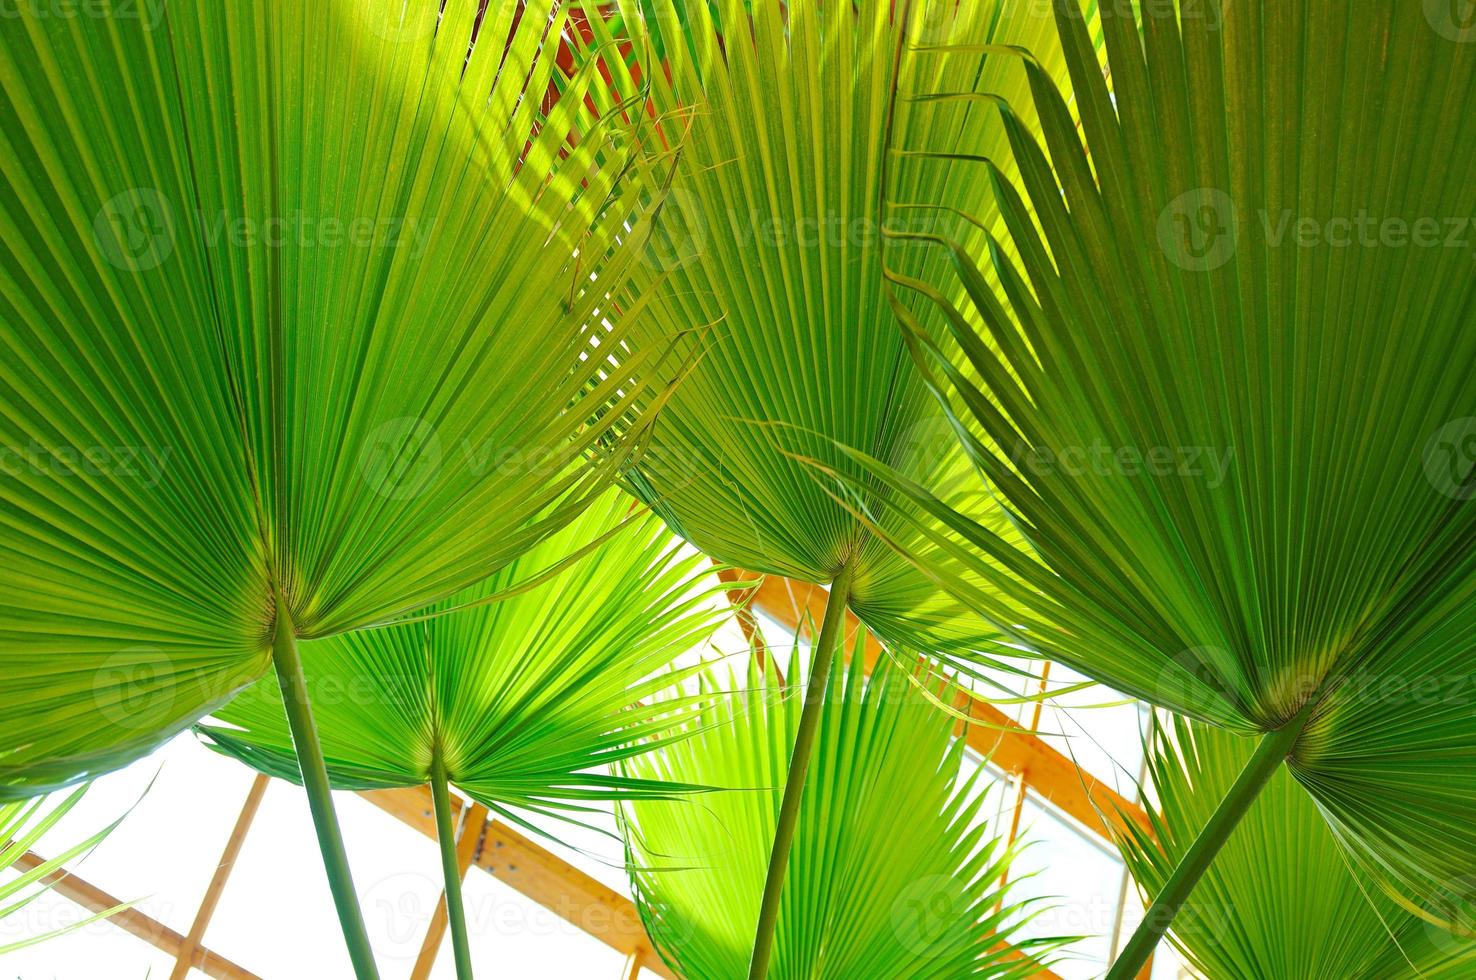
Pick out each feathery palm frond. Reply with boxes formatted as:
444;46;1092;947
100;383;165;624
840;0;1476;971
1120;715;1476;980
0;785;128;955
2;1;672;970
619;646;1063;980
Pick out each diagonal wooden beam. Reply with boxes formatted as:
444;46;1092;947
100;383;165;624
13;851;259;980
170;773;270;980
741;573;1152;842
361;788;678;980
409;800;490;980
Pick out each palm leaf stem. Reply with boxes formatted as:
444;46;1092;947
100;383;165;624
431;743;473;980
1108;696;1321;979
747;560;856;980
271;590;378;979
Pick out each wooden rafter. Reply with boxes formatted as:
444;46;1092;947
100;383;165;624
170;773;270;980
409;800;490;980
361;787;678;980
12;850;259;980
737;573;1152;843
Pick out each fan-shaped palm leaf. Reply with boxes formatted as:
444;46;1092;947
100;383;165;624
2;1;671;971
1118;715;1476;980
591;2;1079;967
841;0;1476;973
619;647;1062;980
0;784;128;954
194;490;730;977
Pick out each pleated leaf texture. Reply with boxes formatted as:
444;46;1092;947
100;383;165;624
617;650;1062;980
854;0;1476;922
600;0;1077;663
0;0;671;795
196;491;731;823
1118;715;1476;980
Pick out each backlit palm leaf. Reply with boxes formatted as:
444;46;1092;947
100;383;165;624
853;0;1476;971
2;1;669;970
590;3;1076;966
197;491;729;821
197;491;730;976
1119;715;1476;980
618;648;1061;980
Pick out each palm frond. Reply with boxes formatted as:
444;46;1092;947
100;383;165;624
1;0;667;795
1120;714;1476;980
197;490;731;824
619;647;1063;979
850;0;1476;952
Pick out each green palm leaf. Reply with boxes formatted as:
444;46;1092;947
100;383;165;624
197;490;731;976
618;647;1062;980
2;1;670;971
0;784;129;955
844;0;1476;971
198;491;728;814
1120;714;1476;980
590;2;1078;967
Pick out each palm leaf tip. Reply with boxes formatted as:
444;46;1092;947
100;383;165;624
617;643;1063;980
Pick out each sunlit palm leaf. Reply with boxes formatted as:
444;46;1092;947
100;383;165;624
0;784;128;955
618;647;1061;979
852;0;1476;951
0;0;667;795
197;490;731;825
1119;715;1476;979
602;0;1073;661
